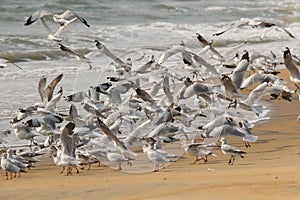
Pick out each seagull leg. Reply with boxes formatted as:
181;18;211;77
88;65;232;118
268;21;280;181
153;163;159;172
231;156;235;165
117;163;122;171
244;141;251;148
88;164;91;170
75;167;79;174
5;171;8;180
228;155;234;165
60;166;65;173
204;156;208;163
192;156;200;164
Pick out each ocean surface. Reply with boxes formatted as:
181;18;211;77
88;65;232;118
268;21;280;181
0;0;300;121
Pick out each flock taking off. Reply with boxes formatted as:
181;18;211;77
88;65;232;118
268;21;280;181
0;9;299;180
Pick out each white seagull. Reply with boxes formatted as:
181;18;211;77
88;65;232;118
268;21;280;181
220;137;246;165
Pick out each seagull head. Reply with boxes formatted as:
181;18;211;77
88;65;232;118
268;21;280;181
283;47;291;58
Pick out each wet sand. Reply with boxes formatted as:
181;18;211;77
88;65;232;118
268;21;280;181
1;69;300;200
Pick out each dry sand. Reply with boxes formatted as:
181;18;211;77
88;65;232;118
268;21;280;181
1;69;300;200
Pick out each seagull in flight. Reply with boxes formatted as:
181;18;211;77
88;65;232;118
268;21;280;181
213;18;295;39
283;47;300;85
58;43;93;69
24;10;90;42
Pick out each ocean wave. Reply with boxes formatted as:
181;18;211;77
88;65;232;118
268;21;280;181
0;48;91;63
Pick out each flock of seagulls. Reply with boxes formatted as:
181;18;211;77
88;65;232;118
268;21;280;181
0;10;299;179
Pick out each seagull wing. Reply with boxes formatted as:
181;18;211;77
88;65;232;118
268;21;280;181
45;73;63;101
95;40;127;67
231;53;249;88
44;87;63;112
24;10;52;26
284;48;300;82
61;122;76;157
191;52;220;76
158;45;185;64
274;25;295;38
242;82;268;105
162;75;174;104
71;10;90;27
38;76;47;102
54;17;77;38
58;10;90;27
213;18;249;36
240;73;264;89
96;118;128;150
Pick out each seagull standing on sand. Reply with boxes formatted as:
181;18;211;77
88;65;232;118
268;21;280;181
143;142;173;172
220;137;246;165
183;142;216;164
55;122;80;175
106;151;133;171
1;153;26;180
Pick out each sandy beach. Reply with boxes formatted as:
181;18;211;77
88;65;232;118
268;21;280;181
1;1;300;199
0;69;299;200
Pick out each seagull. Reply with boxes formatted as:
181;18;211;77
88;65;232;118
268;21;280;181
106;151;133;171
1;153;26;180
56;122;81;175
10;123;39;146
221;74;240;99
38;87;63;113
25;10;90;42
283;47;300;87
6;149;31;171
230;51;250;90
189;51;220;76
220;137;246;165
213;18;295;39
59;43;93;69
24;10;53;26
204;122;258;148
241;82;269;106
10;106;37;124
157;42;186;65
95;40;131;70
96;118;137;157
143;142;172;172
52;10;90;27
240;72;283;90
183;142;217;164
23;114;63;136
135;87;156;104
75;151;99;170
0;58;23;70
196;33;224;60
36;73;63;106
135;55;155;74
